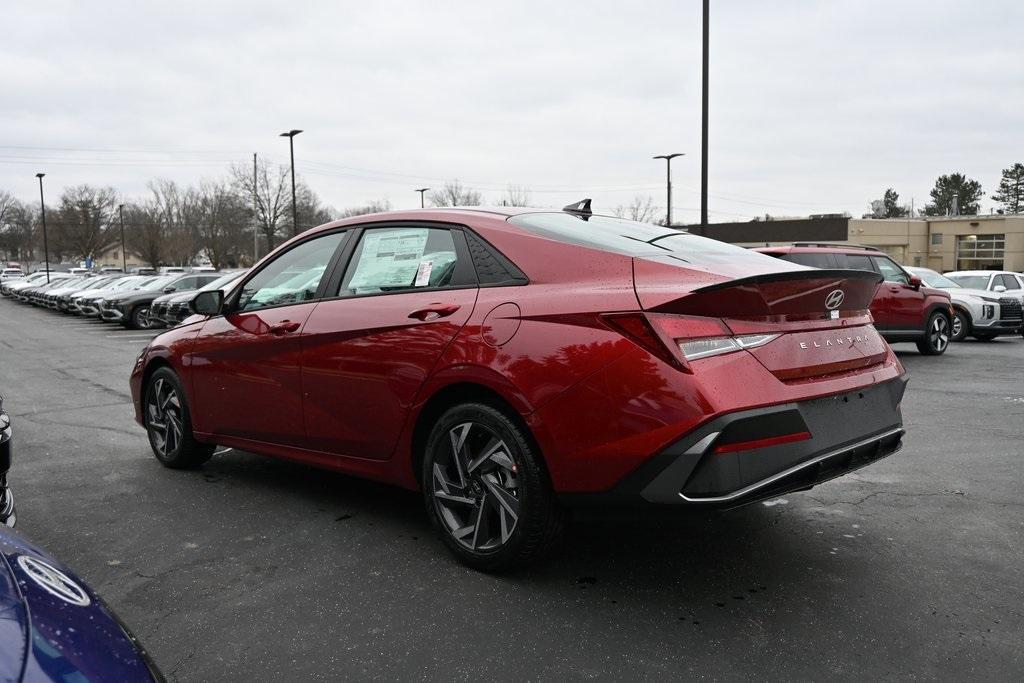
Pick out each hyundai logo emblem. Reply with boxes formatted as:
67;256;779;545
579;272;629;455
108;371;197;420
825;290;845;310
16;555;91;607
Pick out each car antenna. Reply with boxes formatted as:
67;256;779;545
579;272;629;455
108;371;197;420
562;198;592;218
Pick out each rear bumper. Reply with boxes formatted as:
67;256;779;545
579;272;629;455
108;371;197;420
561;376;907;508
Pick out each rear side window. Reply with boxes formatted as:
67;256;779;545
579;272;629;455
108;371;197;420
464;231;528;286
843;254;876;272
338;227;474;297
778;253;835;268
507;212;766;267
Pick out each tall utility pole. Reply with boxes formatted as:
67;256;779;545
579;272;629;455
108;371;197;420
701;0;710;229
118;204;127;272
35;173;50;283
653;153;684;226
414;188;430;208
280;129;302;236
252;153;259;262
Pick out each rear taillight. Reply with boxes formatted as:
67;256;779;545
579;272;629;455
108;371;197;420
601;313;780;371
679;333;779;361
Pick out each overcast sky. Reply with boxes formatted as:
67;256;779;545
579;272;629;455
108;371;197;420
3;0;1022;223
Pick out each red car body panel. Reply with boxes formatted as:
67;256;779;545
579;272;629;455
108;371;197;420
131;209;908;502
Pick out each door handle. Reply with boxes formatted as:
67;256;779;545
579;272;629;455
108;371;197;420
408;303;461;321
889;286;901;292
268;320;301;335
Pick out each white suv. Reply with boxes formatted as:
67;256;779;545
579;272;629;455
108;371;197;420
944;270;1024;339
907;267;1021;341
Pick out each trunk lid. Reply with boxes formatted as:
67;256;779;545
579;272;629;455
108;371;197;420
633;256;888;381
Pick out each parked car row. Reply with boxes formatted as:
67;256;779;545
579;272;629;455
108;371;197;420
1;269;245;329
754;243;1024;353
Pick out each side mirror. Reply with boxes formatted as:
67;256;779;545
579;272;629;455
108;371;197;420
190;289;223;316
907;275;922;289
163;286;176;293
994;285;1007;293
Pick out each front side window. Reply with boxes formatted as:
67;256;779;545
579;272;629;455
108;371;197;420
872;256;909;284
339;227;468;296
236;232;345;312
997;274;1019;290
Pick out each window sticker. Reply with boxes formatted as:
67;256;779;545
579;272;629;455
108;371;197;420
414;260;434;287
349;229;429;290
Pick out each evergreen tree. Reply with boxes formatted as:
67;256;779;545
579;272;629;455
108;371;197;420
991;163;1024;214
924;173;982;216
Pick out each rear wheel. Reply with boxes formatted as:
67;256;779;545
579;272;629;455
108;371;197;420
916;312;950;355
422;403;566;572
950;310;971;342
144;367;214;468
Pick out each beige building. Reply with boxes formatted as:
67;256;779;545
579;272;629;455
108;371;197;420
692;215;1024;272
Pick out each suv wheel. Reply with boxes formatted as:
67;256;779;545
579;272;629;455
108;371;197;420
422;403;567;572
144;368;215;468
950;309;971;342
129;305;152;330
916;311;950;355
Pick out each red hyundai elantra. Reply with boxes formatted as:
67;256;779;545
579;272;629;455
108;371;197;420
130;203;907;570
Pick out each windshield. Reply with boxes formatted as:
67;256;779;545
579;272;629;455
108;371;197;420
908;268;960;288
947;275;990;290
108;277;143;291
143;275;179;290
508;212;765;264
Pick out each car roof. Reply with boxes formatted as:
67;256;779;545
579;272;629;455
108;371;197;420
944;270;1013;276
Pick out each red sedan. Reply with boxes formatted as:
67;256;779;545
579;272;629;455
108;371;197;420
130;203;907;571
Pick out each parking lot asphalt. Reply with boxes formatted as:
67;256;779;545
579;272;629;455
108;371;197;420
0;298;1022;681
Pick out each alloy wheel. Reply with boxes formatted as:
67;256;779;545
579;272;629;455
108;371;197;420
951;315;962;338
134;307;152;329
931;315;949;352
147;378;183;458
431;422;520;552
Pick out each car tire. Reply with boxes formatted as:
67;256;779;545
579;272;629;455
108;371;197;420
143;367;215;469
916;311;950;355
950;310;971;342
127;305;151;330
422;402;567;572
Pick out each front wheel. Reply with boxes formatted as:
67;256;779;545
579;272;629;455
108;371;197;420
144;367;215;468
950;310;971;342
128;305;152;330
422;403;567;572
916;312;950;355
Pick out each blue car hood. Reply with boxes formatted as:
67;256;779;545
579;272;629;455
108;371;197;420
0;529;159;682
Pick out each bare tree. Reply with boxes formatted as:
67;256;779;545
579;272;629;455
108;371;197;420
230;159;290;250
428;180;482;207
499;184;532;207
122;202;164;269
295;182;337;232
0;192;37;261
146;179;202;266
51;185;119;260
339;199;391;218
612;195;659;223
195;180;251;269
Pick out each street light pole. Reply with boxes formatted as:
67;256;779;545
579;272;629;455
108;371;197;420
118;204;127;272
652;153;684;226
35;173;50;283
279;129;302;236
701;0;709;229
414;188;430;208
